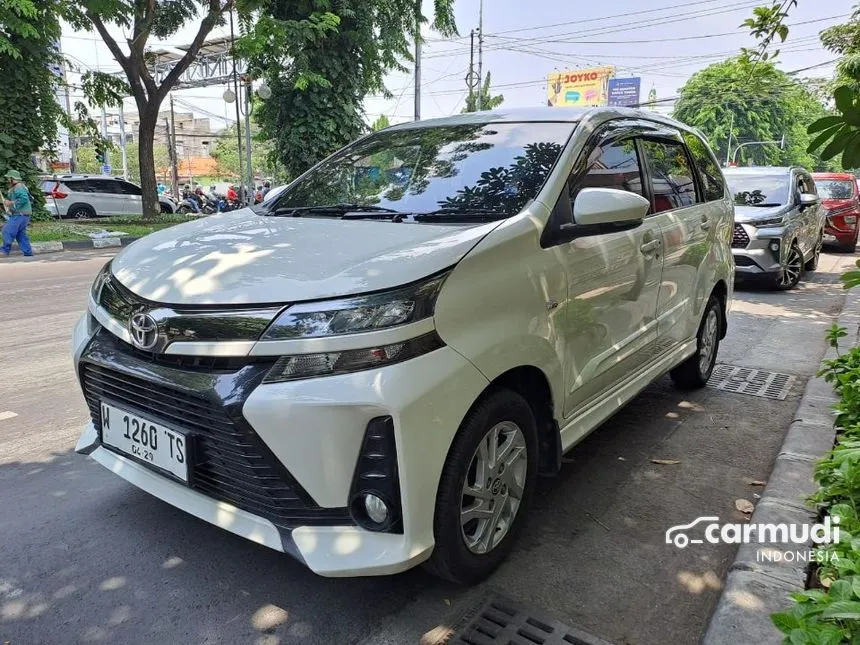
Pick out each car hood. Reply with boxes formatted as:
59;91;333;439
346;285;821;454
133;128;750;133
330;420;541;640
111;209;502;305
734;205;789;223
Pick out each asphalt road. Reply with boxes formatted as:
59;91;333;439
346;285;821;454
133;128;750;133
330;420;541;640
0;248;855;645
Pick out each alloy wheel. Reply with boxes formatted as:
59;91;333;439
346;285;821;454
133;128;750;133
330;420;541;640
460;421;528;555
699;308;719;376
779;245;803;288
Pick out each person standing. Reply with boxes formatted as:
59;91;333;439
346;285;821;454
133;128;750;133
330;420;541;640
2;170;33;257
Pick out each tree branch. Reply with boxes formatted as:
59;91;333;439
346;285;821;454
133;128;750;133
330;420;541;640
155;0;233;102
86;11;130;70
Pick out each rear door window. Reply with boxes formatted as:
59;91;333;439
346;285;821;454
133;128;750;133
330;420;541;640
682;133;725;201
639;139;699;213
85;179;121;194
64;180;91;193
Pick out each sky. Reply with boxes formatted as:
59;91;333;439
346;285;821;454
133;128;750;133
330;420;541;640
59;0;855;133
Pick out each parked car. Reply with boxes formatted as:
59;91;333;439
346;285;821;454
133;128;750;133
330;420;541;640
41;175;177;218
812;172;860;252
723;166;824;290
73;107;733;583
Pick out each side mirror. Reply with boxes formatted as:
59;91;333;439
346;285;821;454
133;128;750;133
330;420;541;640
800;193;819;207
573;187;650;227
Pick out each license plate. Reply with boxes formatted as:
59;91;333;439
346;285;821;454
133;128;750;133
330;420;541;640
100;402;189;483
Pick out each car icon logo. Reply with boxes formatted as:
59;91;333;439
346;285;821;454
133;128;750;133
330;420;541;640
129;312;159;351
665;516;720;549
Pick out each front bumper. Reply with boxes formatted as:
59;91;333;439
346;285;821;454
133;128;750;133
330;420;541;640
73;318;489;577
732;222;786;278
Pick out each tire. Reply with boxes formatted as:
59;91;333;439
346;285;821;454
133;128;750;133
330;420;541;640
805;233;823;271
66;204;95;220
159;202;172;214
670;294;722;390
775;242;803;290
178;205;192;215
424;389;539;585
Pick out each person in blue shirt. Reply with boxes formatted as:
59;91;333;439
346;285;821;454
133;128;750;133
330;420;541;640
2;169;33;257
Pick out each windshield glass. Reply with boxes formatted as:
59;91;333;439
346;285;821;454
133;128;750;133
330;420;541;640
270;121;575;219
816;179;855;200
725;174;790;206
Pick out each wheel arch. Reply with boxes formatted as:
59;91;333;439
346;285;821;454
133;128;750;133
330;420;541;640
65;202;95;218
711;280;729;340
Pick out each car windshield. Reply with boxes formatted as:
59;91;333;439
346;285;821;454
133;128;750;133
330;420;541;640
267;121;575;220
816;179;855;200
725;173;790;206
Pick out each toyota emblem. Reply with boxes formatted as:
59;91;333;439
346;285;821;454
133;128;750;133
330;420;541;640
129;313;159;350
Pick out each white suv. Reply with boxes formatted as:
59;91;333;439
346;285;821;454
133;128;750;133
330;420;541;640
42;175;176;218
74;107;733;583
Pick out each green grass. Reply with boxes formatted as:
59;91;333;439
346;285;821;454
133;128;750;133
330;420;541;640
27;215;196;243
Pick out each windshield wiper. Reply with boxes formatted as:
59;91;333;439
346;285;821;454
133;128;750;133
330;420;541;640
743;202;783;207
413;207;508;223
266;203;401;217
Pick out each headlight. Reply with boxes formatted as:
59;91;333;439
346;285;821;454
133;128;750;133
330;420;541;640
751;216;786;227
261;271;450;340
90;261;111;303
263;332;445;383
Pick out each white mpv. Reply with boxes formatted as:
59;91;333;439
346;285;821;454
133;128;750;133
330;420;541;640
74;107;734;583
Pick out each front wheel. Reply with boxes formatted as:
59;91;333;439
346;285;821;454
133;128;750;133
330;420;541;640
776;242;803;290
670;295;722;390
424;389;538;584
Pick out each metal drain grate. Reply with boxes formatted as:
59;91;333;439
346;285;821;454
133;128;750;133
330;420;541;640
707;364;796;400
449;596;612;645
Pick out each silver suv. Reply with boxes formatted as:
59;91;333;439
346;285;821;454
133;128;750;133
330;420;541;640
723;166;824;290
41;176;177;219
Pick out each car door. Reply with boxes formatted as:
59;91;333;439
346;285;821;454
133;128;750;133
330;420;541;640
638;134;709;349
798;172;822;252
552;126;665;417
118;181;143;216
85;179;124;216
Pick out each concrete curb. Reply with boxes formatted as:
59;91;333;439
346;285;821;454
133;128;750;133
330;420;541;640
27;236;142;255
702;287;860;645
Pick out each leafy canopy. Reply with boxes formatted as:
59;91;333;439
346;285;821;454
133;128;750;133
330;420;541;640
673;57;836;170
237;0;456;178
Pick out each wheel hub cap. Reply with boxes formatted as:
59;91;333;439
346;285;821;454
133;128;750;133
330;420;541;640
460;421;528;555
699;309;719;375
780;247;802;287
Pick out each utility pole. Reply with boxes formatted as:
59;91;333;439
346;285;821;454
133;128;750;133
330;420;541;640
244;76;254;200
100;106;110;173
414;1;421;121
63;59;76;173
725;111;734;167
118;102;128;180
229;9;245;203
168;95;179;198
467;29;476;110
476;0;484;111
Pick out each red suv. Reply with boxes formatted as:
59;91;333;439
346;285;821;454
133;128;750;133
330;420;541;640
813;172;860;251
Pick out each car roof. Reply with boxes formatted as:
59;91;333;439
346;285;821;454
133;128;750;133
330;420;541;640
722;166;796;175
385;106;694;132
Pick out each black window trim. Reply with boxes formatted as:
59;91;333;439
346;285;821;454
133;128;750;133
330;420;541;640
682;131;727;203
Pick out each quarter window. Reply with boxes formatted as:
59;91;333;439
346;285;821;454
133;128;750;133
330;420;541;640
683;133;725;201
640;139;699;212
572;138;645;199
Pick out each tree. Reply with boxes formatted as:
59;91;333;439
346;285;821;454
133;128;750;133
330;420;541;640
210;123;283;180
237;0;456;178
0;0;66;218
74;145;101;174
64;0;236;216
371;115;391;131
673;58;836;170
462;71;504;113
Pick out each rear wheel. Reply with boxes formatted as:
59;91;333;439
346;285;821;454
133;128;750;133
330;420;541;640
670;295;722;390
776;242;803;290
66;204;95;220
805;233;823;271
424;389;538;584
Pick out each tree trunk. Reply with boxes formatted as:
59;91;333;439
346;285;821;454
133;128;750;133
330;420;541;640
138;109;160;218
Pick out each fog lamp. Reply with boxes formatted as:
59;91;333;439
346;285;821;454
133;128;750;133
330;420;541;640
364;494;389;525
769;240;780;253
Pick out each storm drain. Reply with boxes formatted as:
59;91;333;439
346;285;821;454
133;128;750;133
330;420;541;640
707;364;796;400
449;596;612;645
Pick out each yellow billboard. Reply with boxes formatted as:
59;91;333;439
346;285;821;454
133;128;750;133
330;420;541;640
547;67;615;107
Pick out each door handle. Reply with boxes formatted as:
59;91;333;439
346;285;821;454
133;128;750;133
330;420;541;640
700;217;712;230
640;239;661;254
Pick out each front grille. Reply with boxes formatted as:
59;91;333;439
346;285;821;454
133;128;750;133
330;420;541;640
81;362;352;530
732;223;750;249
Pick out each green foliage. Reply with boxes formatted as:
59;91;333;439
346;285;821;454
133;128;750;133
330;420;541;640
371;115;391;131
740;0;796;63
842;259;860;291
827;324;850;352
238;0;456;178
462;71;504;114
209;122;285;181
674;58;838;170
0;0;67;220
